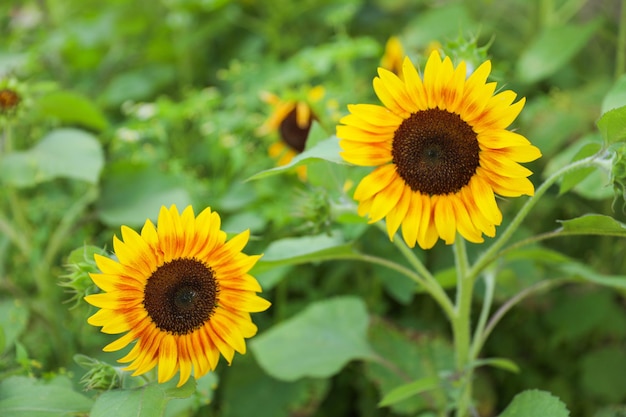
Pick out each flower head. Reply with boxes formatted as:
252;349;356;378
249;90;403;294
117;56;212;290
85;205;271;387
337;51;541;249
258;86;325;180
0;78;24;116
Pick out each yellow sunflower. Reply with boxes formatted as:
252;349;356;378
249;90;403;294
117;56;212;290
85;205;271;387
337;51;541;249
258;86;325;180
380;36;405;77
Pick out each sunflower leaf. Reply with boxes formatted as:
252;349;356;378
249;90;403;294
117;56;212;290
378;376;441;407
516;20;600;84
557;214;626;237
96;161;192;227
253;233;355;274
559;143;602;195
0;376;93;417
597;105;626;145
602;75;626;115
37;90;109;132
247;136;347;181
89;379;195;417
0;128;104;188
250;296;375;381
499;390;570;417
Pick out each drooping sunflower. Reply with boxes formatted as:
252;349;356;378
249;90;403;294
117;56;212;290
85;205;271;387
337;51;541;249
257;86;325;180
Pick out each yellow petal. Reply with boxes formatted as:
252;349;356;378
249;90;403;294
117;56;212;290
433;195;457;245
469;175;503;225
377;67;417;113
157;334;179;383
386;185;412;241
353;164;398;202
402;57;428;111
400;191;423;248
373;75;411;118
368;175;406;223
345;104;404;126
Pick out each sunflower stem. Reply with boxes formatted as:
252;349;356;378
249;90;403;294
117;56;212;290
468;153;604;280
451;238;474;417
478;278;572;351
387;229;455;320
617;0;626;79
469;269;496;361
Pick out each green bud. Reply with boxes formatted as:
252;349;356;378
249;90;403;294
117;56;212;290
60;245;107;309
74;354;123;391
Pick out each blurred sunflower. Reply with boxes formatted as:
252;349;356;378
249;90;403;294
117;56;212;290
258;86;324;180
85;205;271;387
380;36;404;77
0;78;24;115
337;51;541;249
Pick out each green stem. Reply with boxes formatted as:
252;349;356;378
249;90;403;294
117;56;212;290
43;186;98;269
394;241;455;320
478;278;572;350
470;269;496;361
469;153;604;280
0;210;31;256
451;238;474;417
616;0;626;78
374;222;455;320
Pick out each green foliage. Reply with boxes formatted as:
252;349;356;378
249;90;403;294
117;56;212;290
251;297;375;381
0;375;93;417
90;379;196;417
0;0;625;416
499;390;570;417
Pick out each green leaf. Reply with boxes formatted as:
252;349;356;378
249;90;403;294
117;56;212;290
0;299;29;354
247;136;346;181
557;214;626;237
97;161;192;227
516;21;599;84
471;357;520;374
602;74;626;114
251;296;375;381
378;376;440;407
499;389;570;417
220;355;329;417
253;233;355;274
0;376;93;417
37;90;109;132
404;4;474;49
365;320;453;414
559;143;601;195
0;128;104;187
581;346;626;403
597;105;626;145
557;262;626;291
90;379;196;417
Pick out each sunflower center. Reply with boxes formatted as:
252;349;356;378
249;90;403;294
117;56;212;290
279;108;311;153
143;258;219;335
391;108;480;195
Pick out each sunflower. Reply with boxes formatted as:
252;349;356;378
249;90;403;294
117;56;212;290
337;51;541;249
85;205;271;387
380;36;405;77
258;86;325;180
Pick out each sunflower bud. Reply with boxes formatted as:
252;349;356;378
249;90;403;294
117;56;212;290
74;354;123;391
0;78;24;117
60;245;107;309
